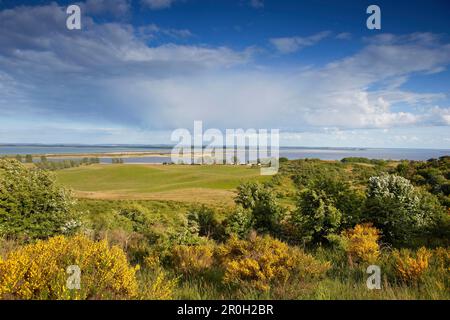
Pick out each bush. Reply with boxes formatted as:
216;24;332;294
395;156;449;208
393;247;432;283
187;205;224;240
364;174;446;245
0;234;138;299
0;159;80;240
223;207;253;239
235;182;284;235
307;177;364;228
171;244;215;276
341;223;380;265
292;188;342;244
432;247;450;274
138;268;177;300
137;254;178;300
117;204;154;235
217;234;330;292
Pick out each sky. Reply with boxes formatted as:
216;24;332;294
0;0;449;148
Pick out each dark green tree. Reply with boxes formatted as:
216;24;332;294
292;188;342;244
0;159;80;240
235;182;284;235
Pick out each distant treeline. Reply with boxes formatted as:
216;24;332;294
35;157;100;170
341;157;388;165
3;154;128;169
111;158;124;164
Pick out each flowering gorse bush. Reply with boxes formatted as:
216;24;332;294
342;223;380;264
432;247;450;273
0;234;138;299
171;244;214;276
138;254;178;300
217;233;330;291
393;247;432;282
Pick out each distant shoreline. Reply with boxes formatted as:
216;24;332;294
1;145;448;161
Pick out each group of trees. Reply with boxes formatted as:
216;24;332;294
14;154;33;163
112;158;124;164
395;156;449;207
4;155;102;171
35;157;100;170
2;155;447;249
211;173;448;248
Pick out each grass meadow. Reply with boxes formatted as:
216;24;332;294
56;164;269;204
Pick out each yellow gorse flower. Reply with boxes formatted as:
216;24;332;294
217;234;330;292
171;244;214;275
342;223;381;264
0;235;138;299
393;247;432;282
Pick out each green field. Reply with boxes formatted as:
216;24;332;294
56;164;269;204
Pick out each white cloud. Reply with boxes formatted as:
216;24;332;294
336;32;352;40
83;0;130;16
138;24;193;40
0;3;449;146
270;31;331;54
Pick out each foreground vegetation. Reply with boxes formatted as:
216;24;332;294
0;156;449;300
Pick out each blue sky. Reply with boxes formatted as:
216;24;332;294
0;0;449;148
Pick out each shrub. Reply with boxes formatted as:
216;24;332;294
102;230;153;264
223;207;253;239
117;204;155;236
0;159;80;240
217;234;330;291
138;268;177;300
235;182;284;235
137;254;178;300
395;156;449;208
364;174;445;245
307;177;365;228
171;244;215;276
341;223;380;265
432;247;450;274
0;234;138;299
235;182;262;209
292;188;342;244
393;247;432;283
187;206;224;240
144;252;162;270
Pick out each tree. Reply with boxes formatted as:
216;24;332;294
25;154;33;163
0;159;79;240
187;205;224;240
223;206;253;239
363;174;445;245
292;188;342;244
235;182;263;209
235;182;284;235
306;177;364;228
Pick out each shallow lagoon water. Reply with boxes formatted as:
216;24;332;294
1;145;448;162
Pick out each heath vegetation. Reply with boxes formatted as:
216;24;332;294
0;156;449;299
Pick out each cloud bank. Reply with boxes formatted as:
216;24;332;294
0;3;449;147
